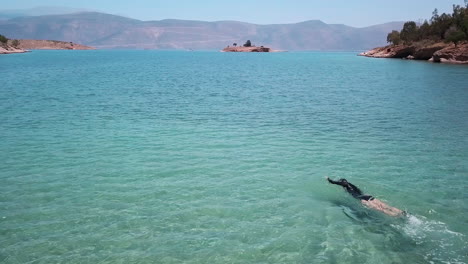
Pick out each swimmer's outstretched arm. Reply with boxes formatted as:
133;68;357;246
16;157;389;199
326;177;344;186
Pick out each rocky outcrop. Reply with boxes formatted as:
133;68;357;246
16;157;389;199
413;43;446;60
222;46;272;52
358;45;416;58
432;43;468;64
359;41;468;64
392;45;417;58
364;46;390;57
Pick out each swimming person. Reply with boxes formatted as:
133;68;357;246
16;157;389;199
326;177;405;217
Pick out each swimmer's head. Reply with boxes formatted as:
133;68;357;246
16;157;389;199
339;179;348;184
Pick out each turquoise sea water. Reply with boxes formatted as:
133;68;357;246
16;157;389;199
1;50;467;263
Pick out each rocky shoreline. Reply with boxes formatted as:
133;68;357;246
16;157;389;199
359;41;468;64
0;46;29;54
11;39;95;50
1;39;94;54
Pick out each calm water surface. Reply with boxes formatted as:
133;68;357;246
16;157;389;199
1;50;467;263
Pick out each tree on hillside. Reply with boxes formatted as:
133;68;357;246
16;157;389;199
386;4;468;45
387;30;401;45
0;34;8;44
12;39;20;48
431;8;440;24
452;4;468;35
233;43;237;47
445;25;467;46
434;13;454;39
243;40;252;47
400;21;419;43
418;20;432;40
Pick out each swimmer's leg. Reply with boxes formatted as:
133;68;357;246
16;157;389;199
361;199;404;217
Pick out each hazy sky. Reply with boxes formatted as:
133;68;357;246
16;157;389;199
1;0;465;27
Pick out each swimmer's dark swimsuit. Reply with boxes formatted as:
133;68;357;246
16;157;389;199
327;178;375;201
358;195;375;201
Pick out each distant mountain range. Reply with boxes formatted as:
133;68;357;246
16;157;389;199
0;11;404;50
0;6;92;20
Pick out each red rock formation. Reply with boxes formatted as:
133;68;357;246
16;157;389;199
359;41;468;64
432;43;468;64
413;43;446;60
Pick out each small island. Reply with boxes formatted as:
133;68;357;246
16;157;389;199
221;40;277;52
0;34;95;54
360;4;468;64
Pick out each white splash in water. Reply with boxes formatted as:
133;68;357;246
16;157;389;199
402;214;463;238
393;214;466;263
